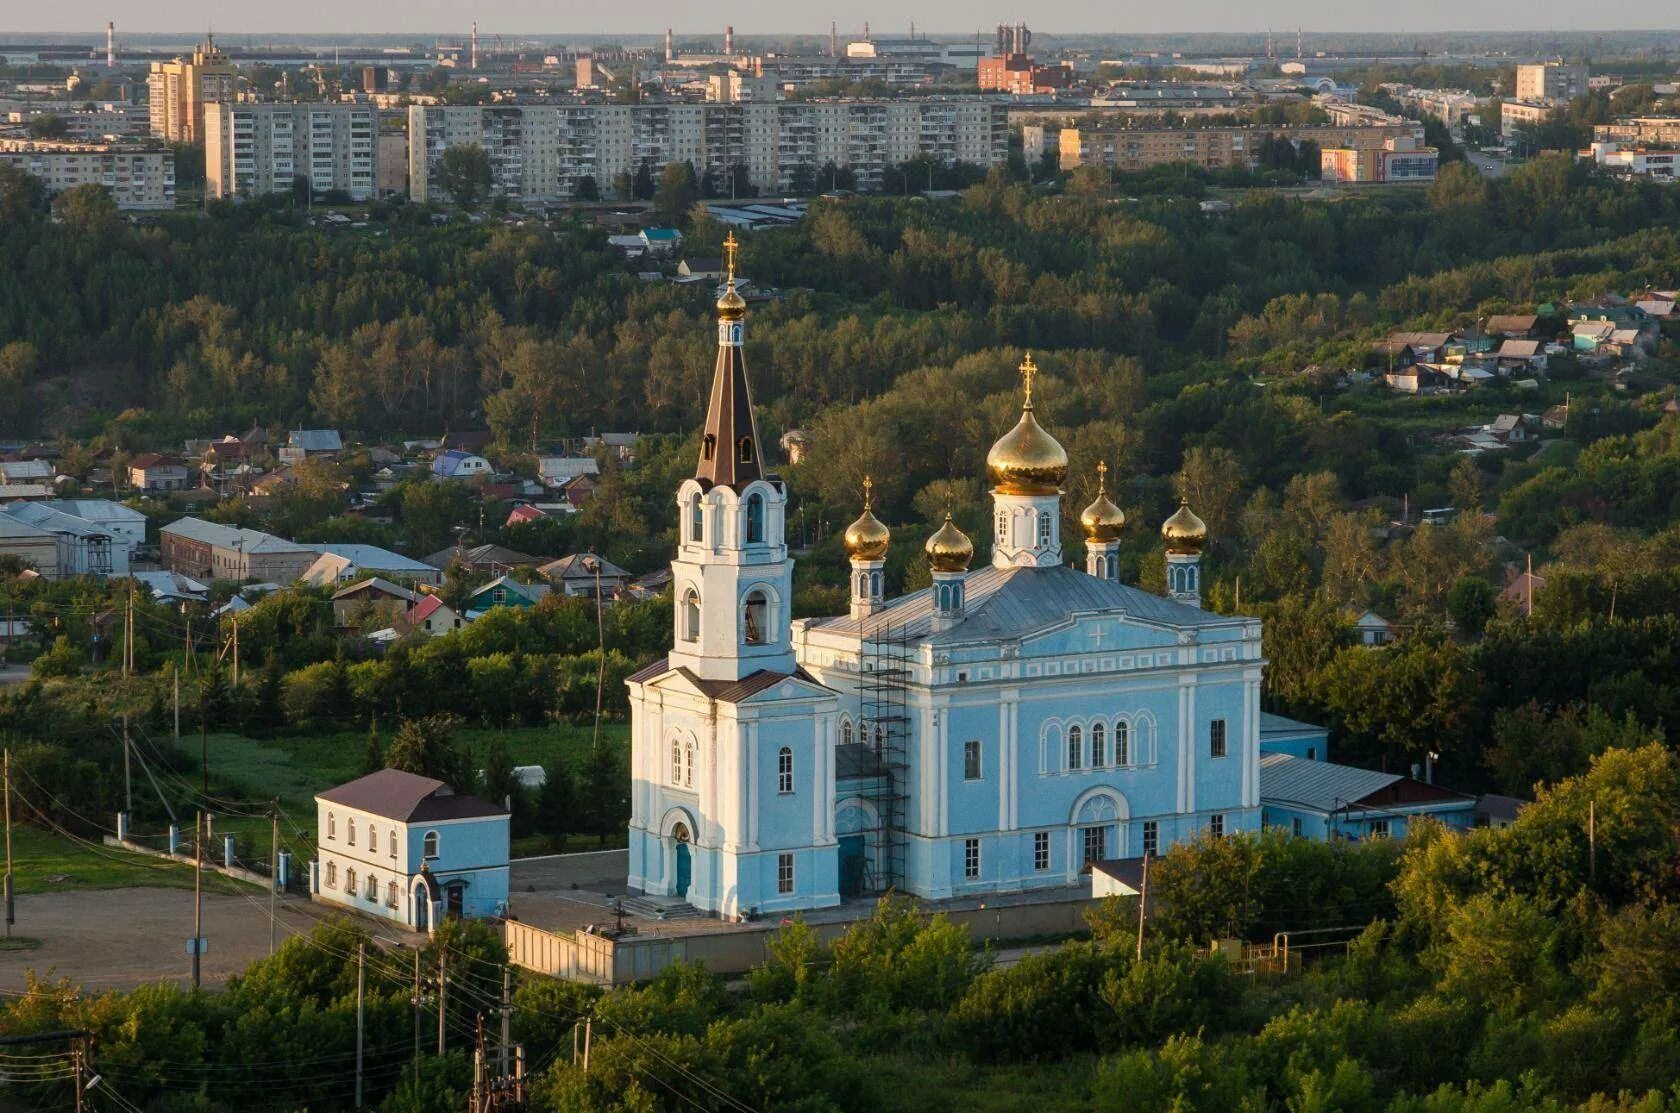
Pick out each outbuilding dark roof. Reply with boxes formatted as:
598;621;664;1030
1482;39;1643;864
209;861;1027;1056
316;768;506;823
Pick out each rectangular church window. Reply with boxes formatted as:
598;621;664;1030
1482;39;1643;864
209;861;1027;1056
1142;820;1158;856
964;838;980;879
1033;831;1049;871
1210;814;1225;839
963;740;982;781
1210;719;1228;758
777;853;795;894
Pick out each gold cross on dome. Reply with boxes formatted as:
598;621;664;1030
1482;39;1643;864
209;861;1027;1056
862;475;873;509
1096;460;1108;492
1019;353;1038;408
723;232;738;282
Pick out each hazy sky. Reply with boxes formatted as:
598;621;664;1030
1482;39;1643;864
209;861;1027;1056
6;0;1678;37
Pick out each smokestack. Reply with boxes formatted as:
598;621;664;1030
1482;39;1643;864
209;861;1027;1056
725;25;734;55
864;21;870;40
830;20;837;58
106;20;115;68
471;21;479;70
665;27;673;62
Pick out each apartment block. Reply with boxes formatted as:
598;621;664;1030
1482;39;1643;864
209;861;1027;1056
1057;122;1423;173
1594;117;1680;146
204;102;378;200
1320;137;1439;183
1500;99;1554;138
0;139;175;209
4;103;151;141
407;99;1008;202
147;37;238;144
1515;62;1588;104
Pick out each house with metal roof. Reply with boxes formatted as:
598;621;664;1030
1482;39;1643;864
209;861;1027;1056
1259;752;1475;841
279;429;344;466
1258;711;1331;762
312;768;509;931
431;449;492;481
540;553;631;597
300;544;442;588
467;574;551;612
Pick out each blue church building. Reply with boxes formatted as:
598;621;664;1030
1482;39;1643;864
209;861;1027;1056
624;237;1268;919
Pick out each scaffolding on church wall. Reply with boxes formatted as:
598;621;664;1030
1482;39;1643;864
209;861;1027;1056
853;623;916;895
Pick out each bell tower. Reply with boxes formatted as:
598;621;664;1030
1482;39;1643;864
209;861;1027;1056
987;355;1069;570
668;235;797;682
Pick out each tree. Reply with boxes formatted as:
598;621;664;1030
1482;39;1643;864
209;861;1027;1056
0;163;46;223
1313;633;1477;766
536;761;576;849
1446;575;1497;636
26;114;67;139
572;174;600;201
386;713;474;789
435;143;494;210
653;161;699;225
53;183;120;236
631;159;655;201
360;721;384;776
482;735;515;808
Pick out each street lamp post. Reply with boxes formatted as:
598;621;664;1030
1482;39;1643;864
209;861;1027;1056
581;556;605;759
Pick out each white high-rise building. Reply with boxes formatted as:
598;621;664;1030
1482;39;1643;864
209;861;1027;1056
408;99;1009;203
204;103;378;201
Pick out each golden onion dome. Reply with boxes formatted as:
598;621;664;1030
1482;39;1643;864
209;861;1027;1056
986;354;1068;496
717;231;747;320
1161;498;1208;555
842;477;892;561
1079;462;1126;542
925;512;974;574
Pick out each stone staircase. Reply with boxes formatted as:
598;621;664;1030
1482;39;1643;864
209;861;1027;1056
618;894;705;921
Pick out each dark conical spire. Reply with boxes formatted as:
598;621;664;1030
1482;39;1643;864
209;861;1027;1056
695;233;765;489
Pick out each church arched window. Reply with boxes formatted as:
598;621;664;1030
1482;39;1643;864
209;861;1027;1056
745;493;765;543
1037;511;1051;546
1115;720;1130;766
684;737;696;788
1091;722;1106;767
875;723;886;750
1067;726;1083;771
702;434;716;460
689;494;704;542
743;590;768;645
671;735;683;784
682;589;700;642
996;509;1007;540
738;436;754;463
840;718;853;747
777;747;794;794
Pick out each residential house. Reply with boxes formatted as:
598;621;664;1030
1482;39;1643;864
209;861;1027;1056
624;567;673;600
331;577;420;628
300;544;443;588
408;594;467;635
505;504;547;528
1259;753;1476;840
127;453;191;493
677;256;724;280
467;574;551;611
557;473;600;509
1475;795;1526;829
431;450;492;482
40;499;148;554
639;227;682;256
159;517;320;582
0;459;53;486
440;431;493;455
537;457;599;489
1484;314;1540;338
0;484;52;502
1634;294;1676;321
0;514;64;577
1494;339;1548;374
1569;304;1659;352
1381;332;1455;365
1541;403;1570;430
421;543;542;575
1258;711;1332;762
1354;610;1393;646
1571;319;1616;353
1488;414;1529;444
580;433;638;462
278;429;344;466
0;503;126;575
313;767;509;931
539;553;631;598
127;569;209;604
1501;570;1546;611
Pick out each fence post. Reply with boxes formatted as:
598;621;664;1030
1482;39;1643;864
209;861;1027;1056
278;851;291;889
116;812;128;842
223;834;235;869
168;823;180;855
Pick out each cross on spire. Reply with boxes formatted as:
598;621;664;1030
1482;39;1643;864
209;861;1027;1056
723;232;739;284
862;475;873;510
1096;459;1108;493
1019;353;1038;409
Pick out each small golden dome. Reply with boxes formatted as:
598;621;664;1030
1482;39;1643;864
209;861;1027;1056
1080;462;1126;542
1161;499;1208;554
925;512;973;573
843;477;891;561
986;354;1068;495
717;231;746;320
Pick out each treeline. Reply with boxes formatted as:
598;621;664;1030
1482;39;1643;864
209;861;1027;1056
4;746;1677;1111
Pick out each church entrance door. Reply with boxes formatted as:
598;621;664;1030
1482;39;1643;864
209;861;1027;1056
838;834;867;897
673;823;692;898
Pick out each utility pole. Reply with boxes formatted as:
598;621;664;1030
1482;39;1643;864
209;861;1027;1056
1588;799;1597;885
192;811;203;989
174;666;181;744
3;748;13;939
231;618;239;688
582;1015;592;1075
73;1040;85;1113
355;943;365;1109
499;965;511;1076
1136;853;1149;961
122;714;132;816
472;1014;486;1113
200;678;208;795
412;949;422;1086
437;948;447;1055
268;803;279;956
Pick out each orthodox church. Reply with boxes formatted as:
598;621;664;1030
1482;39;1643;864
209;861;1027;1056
626;239;1263;918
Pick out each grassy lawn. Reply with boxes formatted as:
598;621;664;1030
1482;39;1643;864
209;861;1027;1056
4;825;252;896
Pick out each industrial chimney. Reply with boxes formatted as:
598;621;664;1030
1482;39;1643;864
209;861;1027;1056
725;25;734;54
106;20;115;67
471;21;479;70
665;27;673;62
830;21;837;58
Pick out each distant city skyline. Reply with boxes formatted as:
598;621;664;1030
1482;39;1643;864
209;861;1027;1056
4;0;1680;38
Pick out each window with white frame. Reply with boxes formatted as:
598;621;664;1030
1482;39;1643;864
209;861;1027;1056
1037;511;1051;545
689;495;703;542
368;826;377;855
1291;817;1303;837
1082;825;1107;864
1033;831;1050;871
1067;725;1083;770
743;589;769;645
745;493;765;544
777;852;794;894
777;747;794;794
423;831;439;859
345;867;357;893
682;589;700;642
325;861;337;888
327;812;336;840
1115;720;1130;766
347;817;356;846
1370;819;1391;839
387;880;399;907
840;718;853;747
1209;814;1225;839
671;735;683;785
1210;718;1228;758
1142;820;1158;856
684;738;695;788
963;838;980;879
963;740;982;780
1091;722;1106;767
365;873;378;901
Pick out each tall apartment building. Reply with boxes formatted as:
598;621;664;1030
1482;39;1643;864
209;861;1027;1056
1057;122;1423;173
204;103;377;200
0;139;175;209
147;37;238;144
408;99;1008;202
1515;62;1588;104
